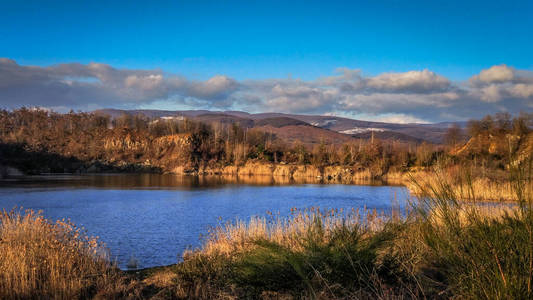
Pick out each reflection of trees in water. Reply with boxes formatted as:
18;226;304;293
1;174;392;190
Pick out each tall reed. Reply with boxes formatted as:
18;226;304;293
0;209;117;299
411;158;533;298
406;167;525;202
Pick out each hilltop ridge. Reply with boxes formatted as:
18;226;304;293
94;109;457;143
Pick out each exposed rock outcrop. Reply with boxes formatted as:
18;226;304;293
170;161;390;183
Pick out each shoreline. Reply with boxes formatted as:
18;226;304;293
1;161;522;202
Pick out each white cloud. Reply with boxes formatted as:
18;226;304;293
188;75;238;99
0;59;531;122
370;113;428;124
366;69;450;93
124;74;163;90
468;65;533;102
472;64;515;83
339;92;460;112
263;83;338;113
511;83;533;99
479;84;503;102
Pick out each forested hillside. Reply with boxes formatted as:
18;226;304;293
1;109;531;179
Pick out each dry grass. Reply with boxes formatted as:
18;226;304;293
406;168;532;202
405;160;533;299
192;207;390;258
174;208;412;299
0;209;120;299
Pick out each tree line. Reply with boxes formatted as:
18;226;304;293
0;108;531;175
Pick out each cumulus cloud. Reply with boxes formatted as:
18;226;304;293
366;69;451;93
0;58;532;122
264;83;339;113
0;59;237;109
478;84;504;102
511;84;533;99
471;64;515;84
188;75;238;100
467;65;533;106
471;65;533;85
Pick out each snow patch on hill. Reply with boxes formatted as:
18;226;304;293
310;119;337;127
339;127;387;134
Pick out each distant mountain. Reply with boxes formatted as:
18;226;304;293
221;112;452;143
93;109;460;144
194;113;255;128
251;114;449;143
350;131;425;143
253;124;355;145
254;117;309;128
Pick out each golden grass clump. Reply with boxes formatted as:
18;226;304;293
406;167;532;202
189;207;389;259
0;209;117;299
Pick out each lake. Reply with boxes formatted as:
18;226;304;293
0;174;410;269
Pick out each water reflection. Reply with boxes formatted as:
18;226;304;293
0;173;396;189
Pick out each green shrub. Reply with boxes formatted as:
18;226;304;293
229;217;404;298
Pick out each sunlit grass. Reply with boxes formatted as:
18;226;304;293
0;209;119;299
408;159;533;298
196;207;390;257
406;165;532;202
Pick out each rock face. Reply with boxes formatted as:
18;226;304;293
103;132;194;171
452;132;532;167
454;133;522;157
237;162;274;176
222;165;238;175
170;161;385;183
292;165;321;179
273;165;292;177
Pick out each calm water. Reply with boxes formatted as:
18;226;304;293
0;174;409;269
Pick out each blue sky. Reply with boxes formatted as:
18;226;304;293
3;0;532;80
1;0;532;122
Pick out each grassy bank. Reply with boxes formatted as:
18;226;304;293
1;161;532;299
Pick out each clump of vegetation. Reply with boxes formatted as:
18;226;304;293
171;208;416;298
0;209;119;299
406;165;522;201
410;159;533;298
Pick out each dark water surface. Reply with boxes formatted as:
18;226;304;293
0;174;409;269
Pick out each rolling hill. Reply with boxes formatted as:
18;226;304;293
94;109;454;144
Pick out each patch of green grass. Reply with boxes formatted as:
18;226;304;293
231;221;396;297
172;214;415;299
